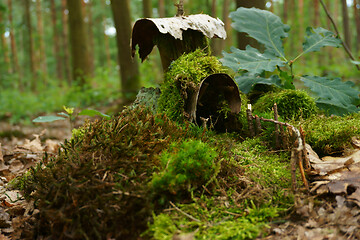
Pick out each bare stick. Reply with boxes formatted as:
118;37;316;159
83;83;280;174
319;0;360;71
300;126;310;171
255;115;262;135
297;150;309;191
169;201;200;222
246;104;255;137
273;103;280;149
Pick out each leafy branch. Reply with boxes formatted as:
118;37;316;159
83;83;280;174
221;7;360;116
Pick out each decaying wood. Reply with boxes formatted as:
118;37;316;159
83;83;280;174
255;115;262;135
246;104;255;137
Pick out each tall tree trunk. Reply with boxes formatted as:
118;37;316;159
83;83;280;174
61;0;72;84
50;0;63;80
0;10;11;74
24;0;37;90
354;0;360;53
101;0;111;68
143;0;152;18
235;0;265;50
283;0;288;23
36;0;48;81
341;0;351;51
222;0;231;48
298;0;304;41
210;0;223;56
110;0;140;103
67;0;91;85
159;0;165;17
7;0;20;81
83;0;95;77
313;0;319;26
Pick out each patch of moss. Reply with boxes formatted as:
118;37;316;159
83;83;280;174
299;113;360;156
253;89;318;120
157;49;226;122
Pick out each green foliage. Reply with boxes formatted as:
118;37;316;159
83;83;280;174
151;139;218;197
221;7;359;116
253;89;318;120
299;113;360;156
157;49;226;122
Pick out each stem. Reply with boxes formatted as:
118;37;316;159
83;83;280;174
319;0;360;71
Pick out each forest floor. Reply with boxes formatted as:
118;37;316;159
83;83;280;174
0;117;359;239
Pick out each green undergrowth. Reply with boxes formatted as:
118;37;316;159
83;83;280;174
12;105;295;239
157;49;226;122
298;112;360;156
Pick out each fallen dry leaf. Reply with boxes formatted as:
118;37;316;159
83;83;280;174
20;135;43;153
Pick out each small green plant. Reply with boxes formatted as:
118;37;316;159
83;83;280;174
221;7;360;116
32;105;110;130
151;139;218;197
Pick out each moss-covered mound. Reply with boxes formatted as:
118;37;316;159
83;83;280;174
157;49;226;122
15;105;296;239
299;113;360;156
253;89;318;120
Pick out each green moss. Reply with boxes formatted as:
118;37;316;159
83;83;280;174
253;89;318;120
300;113;360;156
157;49;226;122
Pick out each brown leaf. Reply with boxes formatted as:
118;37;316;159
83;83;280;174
20;135;43;152
0;143;3;162
44;139;60;153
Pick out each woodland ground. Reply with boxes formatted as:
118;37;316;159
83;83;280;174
0;111;359;239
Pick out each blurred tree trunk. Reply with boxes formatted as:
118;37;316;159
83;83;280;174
83;0;95;77
110;0;140;102
143;0;152;18
0;9;11;74
354;0;360;53
269;0;274;12
313;0;319;26
36;0;48;82
222;0;231;48
159;0;165;17
210;0;223;56
102;0;111;68
298;0;304;41
24;0;37;90
235;0;265;50
67;0;92;85
283;0;288;23
50;0;63;80
61;0;72;84
341;0;351;51
7;0;20;80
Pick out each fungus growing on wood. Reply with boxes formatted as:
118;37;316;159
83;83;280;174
131;14;227;71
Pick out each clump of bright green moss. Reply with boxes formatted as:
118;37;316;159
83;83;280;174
253;89;318;120
157;49;226;122
299;113;360;156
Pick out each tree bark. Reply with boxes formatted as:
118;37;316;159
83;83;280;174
158;0;165;17
354;0;360;52
222;0;231;47
110;0;140;102
61;0;72;84
314;0;320;26
341;0;351;51
67;0;92;85
0;10;11;74
143;0;152;18
210;0;223;56
7;0;20;80
83;0;95;77
235;0;265;50
36;0;48;80
283;0;288;23
24;0;37;90
50;0;63;80
101;0;111;68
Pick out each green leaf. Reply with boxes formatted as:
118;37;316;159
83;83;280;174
32;116;67;123
57;112;70;118
300;76;359;115
302;27;341;55
229;7;289;59
78;109;111;120
221;46;286;75
350;60;360;65
235;75;282;94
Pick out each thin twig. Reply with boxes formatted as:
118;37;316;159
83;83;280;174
319;0;360;70
169;201;201;222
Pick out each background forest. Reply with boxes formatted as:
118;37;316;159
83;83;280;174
0;0;360;123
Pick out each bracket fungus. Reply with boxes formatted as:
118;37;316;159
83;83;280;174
131;14;227;71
